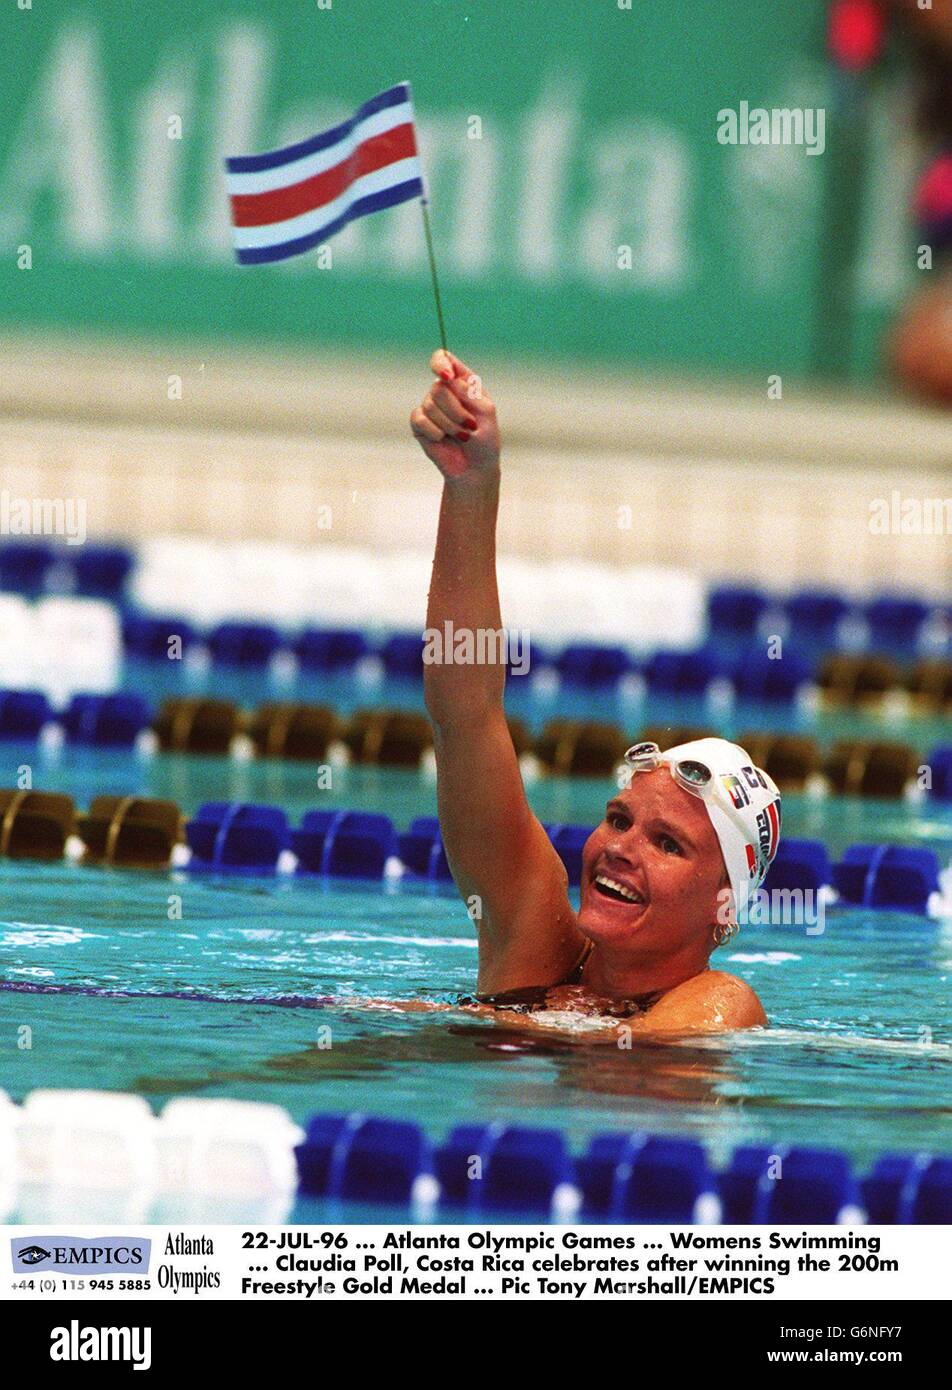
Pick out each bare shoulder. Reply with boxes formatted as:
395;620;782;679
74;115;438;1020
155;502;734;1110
639;969;767;1034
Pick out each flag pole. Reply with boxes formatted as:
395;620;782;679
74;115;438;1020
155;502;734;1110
419;194;448;353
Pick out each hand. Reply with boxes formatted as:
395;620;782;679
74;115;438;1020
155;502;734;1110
410;349;501;481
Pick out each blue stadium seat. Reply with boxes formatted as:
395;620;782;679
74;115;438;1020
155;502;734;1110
760;1147;858;1223
72;543;134;599
207;622;283;668
186;802;289;870
926;746;952;801
0;689;53;740
555;644;633;688
731;646;813;702
615;1136;715;1221
291;809;397;878
61;693;152;748
707;585;770;638
763;838;832;894
295;627;370;672
718;1146;778;1223
379;633;424;679
123;613;197;661
0;541;55;593
784;589;850;643
832;844;939;913
507;640;545;681
644;647;723;695
865;595;929;650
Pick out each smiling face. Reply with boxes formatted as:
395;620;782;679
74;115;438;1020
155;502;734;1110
578;766;730;963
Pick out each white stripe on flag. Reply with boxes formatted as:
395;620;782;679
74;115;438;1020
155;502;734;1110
224;101;415;198
228;156;423;249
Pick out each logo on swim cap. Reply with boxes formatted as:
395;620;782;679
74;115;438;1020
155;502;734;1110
754;798;782;876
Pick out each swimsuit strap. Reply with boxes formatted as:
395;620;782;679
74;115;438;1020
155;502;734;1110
561;938;594;985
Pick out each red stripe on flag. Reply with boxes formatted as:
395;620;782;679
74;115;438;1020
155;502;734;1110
229;123;418;228
766;800;780;861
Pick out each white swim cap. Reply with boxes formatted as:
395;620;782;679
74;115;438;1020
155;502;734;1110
625;736;782;915
659;737;782;915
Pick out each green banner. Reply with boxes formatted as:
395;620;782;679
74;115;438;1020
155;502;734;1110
0;0;913;376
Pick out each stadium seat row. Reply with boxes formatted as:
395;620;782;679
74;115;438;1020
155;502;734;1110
708;584;949;653
1;540;945;655
0;542;134;598
1;790;947;915
1;1089;948;1223
0;584;948;710
116;618;952;702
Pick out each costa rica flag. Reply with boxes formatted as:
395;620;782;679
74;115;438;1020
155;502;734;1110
224;82;424;265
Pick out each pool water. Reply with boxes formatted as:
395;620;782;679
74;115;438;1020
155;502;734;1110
1;755;950;1175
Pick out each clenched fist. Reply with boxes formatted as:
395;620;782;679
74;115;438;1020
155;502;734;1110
410;350;501;481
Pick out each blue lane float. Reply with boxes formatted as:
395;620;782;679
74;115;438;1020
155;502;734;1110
397;816;453;883
186;802;290;871
294;1111;952;1223
291;809;399;878
3;781;943;916
762;838;833;895
831;845;940;915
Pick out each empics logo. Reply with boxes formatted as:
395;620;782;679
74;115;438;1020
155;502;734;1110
49;1321;152;1372
18;1243;51;1266
12;1235;151;1272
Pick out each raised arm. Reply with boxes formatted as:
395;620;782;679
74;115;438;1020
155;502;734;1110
411;350;584;993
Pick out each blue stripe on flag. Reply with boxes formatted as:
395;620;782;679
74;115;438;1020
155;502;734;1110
226;83;411;176
233;177;424;264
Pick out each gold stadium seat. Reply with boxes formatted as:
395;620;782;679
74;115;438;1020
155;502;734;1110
154;697;241;755
534;719;628;777
736;732;822;790
248;703;339;761
818;654;901;705
343;708;434;766
905;659;952;712
638;724;717;749
823;739;920;798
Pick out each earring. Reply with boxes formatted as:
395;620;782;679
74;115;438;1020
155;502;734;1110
712;921;738;947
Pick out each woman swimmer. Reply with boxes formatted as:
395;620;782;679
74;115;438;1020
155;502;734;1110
409;349;784;1037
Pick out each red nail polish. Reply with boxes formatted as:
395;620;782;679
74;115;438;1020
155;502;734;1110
440;369;453;381
456;431;471;443
464;418;477;431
